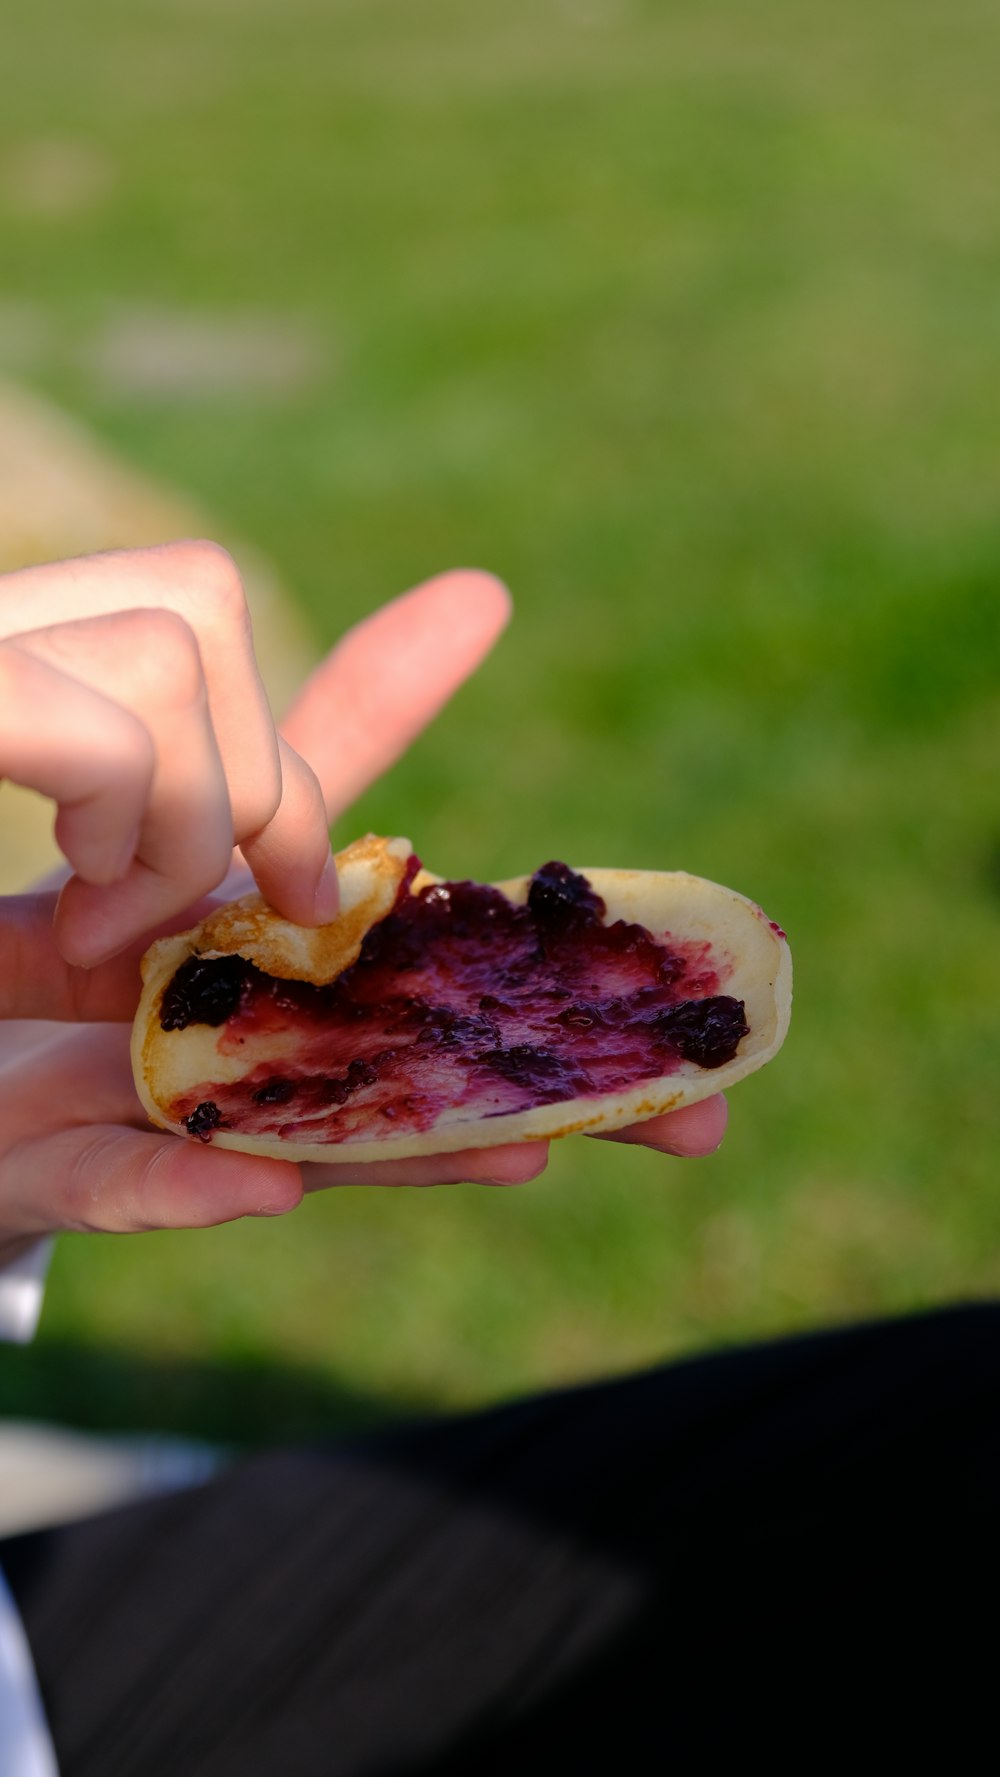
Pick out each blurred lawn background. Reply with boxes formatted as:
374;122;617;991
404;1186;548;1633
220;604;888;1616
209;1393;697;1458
2;0;999;1442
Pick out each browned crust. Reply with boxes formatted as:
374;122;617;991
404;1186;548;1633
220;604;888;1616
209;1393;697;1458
131;839;793;1163
141;833;413;988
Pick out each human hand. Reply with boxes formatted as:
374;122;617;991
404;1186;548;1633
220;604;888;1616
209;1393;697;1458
0;540;339;968
0;550;726;1262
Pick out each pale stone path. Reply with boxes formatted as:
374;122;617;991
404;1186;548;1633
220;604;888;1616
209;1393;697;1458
0;382;316;1526
0;378;317;892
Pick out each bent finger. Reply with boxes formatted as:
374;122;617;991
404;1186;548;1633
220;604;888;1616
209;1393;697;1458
593;1095;729;1158
0;542;285;843
0;1123;303;1238
302;1140;549;1191
0;640;154;886
239;738;338;925
30;610;236;963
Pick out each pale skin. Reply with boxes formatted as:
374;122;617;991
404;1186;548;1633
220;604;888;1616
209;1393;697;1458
0;541;727;1266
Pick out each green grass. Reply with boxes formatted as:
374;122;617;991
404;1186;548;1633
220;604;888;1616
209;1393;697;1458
2;0;1000;1440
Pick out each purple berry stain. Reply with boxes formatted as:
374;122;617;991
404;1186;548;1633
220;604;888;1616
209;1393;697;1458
184;1101;223;1142
161;955;248;1030
655;997;749;1069
251;1077;296;1107
166;861;755;1145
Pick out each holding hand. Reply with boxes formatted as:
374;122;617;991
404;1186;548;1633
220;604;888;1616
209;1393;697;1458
0;540;338;966
0;543;726;1266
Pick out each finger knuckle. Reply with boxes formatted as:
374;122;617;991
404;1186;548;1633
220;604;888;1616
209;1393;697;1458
240;746;321;848
238;761;283;841
0;639;43;706
174;539;250;628
130;1140;184;1230
63;1130;138;1232
0;642;17;699
200;830;238;890
285;747;326;825
161;827;234;903
127;607;205;706
89;696;157;781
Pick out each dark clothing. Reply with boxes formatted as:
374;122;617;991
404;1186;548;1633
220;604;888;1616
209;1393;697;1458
6;1302;998;1774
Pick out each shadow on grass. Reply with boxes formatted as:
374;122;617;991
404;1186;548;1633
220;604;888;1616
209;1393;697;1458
7;1308;998;1766
0;1338;422;1447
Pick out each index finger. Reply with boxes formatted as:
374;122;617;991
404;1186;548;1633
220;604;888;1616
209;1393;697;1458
592;1096;729;1158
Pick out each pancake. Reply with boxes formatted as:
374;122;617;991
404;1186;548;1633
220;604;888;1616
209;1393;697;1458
131;835;792;1163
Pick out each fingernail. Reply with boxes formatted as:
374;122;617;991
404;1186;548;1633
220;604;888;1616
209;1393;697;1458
313;851;339;923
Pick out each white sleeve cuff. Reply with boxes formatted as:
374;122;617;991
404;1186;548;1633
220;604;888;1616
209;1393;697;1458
0;1240;53;1344
0;1568;60;1776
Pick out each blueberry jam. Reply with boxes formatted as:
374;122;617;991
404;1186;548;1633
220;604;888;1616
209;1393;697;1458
185;1101;224;1142
165;862;748;1144
161;956;247;1031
